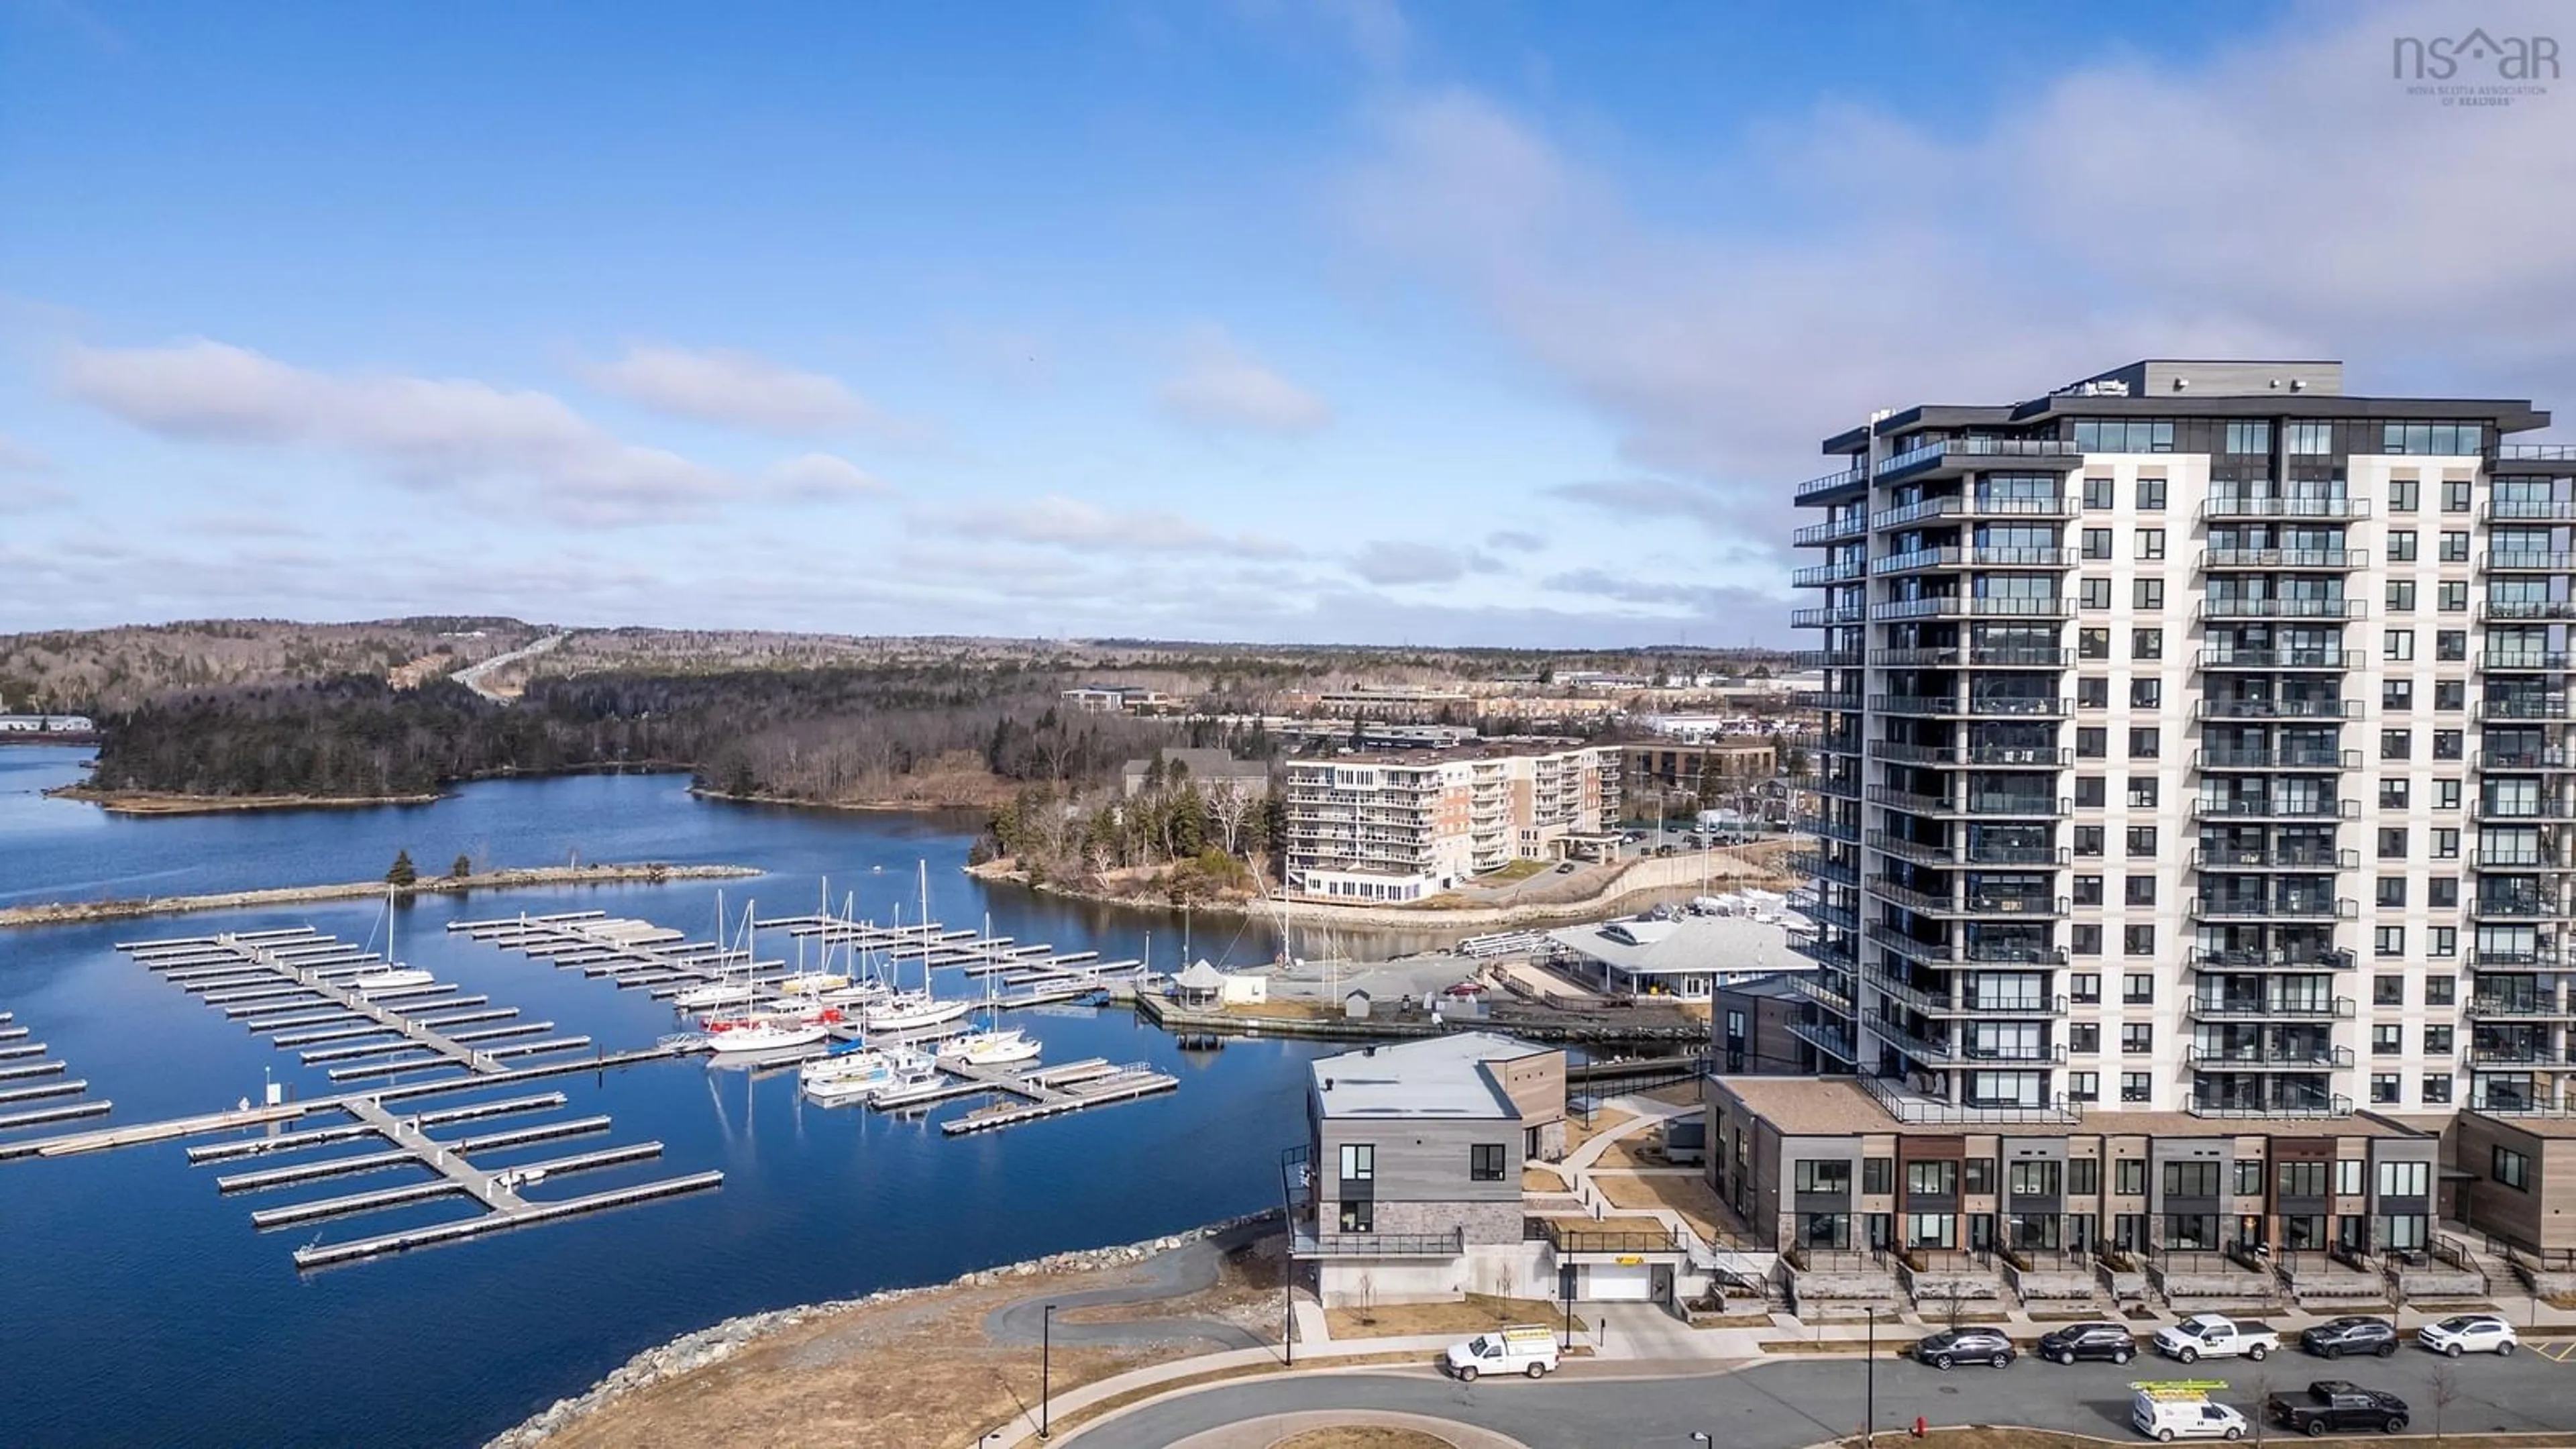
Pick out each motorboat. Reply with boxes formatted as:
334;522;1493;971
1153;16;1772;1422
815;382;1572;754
942;1028;1040;1067
800;1047;896;1100
350;967;436;996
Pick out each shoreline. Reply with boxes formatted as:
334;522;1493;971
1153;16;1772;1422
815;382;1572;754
44;786;447;814
687;784;1008;815
0;862;763;930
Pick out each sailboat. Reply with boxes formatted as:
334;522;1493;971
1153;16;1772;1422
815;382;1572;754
941;914;1040;1067
861;861;970;1034
350;882;436;996
777;877;853;997
674;891;758;1011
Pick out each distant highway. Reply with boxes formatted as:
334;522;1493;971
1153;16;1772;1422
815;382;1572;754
454;631;572;702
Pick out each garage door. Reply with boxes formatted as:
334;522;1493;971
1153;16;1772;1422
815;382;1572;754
1585;1264;1652;1301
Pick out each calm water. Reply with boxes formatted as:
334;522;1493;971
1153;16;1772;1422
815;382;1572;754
0;747;1346;1448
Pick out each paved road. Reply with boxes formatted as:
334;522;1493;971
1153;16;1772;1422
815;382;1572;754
1067;1344;2576;1447
984;1221;1269;1353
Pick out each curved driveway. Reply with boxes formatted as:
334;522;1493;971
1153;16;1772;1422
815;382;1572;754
1065;1345;2576;1448
985;1220;1271;1353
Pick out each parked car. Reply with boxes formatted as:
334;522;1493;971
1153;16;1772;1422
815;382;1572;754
2300;1316;2399;1359
1912;1326;2015;1371
2133;1387;2249;1442
1442;1325;1558;1381
2154;1313;2279;1363
2035;1320;2136;1366
1554;861;1578;873
2417;1313;2518;1358
2265;1380;2410;1436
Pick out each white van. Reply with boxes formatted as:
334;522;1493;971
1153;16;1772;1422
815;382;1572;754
1444;1324;1560;1381
2130;1385;2247;1442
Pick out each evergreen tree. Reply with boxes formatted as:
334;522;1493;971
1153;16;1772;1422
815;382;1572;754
451;853;472;879
386;849;417;888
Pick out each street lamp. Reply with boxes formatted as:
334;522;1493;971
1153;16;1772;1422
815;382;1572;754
1864;1306;1878;1448
1040;1303;1055;1440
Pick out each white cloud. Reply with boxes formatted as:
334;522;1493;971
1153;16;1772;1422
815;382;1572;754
767;452;892;500
1348;541;1496;586
58;337;735;525
921;493;1301;559
1484;529;1545;554
1156;327;1332;436
0;433;53;474
582;343;888;436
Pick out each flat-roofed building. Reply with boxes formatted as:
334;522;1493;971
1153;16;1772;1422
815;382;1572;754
1283;743;1620;902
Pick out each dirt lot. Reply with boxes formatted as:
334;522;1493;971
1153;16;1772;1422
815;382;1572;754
1592;1170;1729;1242
1562;1107;1635;1154
1275;1431;1456;1449
1324;1293;1586;1340
544;1236;1287;1449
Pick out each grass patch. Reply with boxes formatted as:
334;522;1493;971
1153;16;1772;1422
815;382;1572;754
1522;1165;1566;1192
1591;1169;1730;1243
1473;859;1550;885
1326;1293;1587;1340
1563;1107;1636;1153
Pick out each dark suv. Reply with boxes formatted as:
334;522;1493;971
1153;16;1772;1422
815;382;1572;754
2035;1321;2137;1366
2300;1316;2400;1359
1913;1326;2015;1370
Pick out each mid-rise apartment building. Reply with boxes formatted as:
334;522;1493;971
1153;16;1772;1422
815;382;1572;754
1284;743;1619;901
1788;358;2574;1124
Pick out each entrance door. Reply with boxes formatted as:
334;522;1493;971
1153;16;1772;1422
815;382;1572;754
1651;1263;1675;1309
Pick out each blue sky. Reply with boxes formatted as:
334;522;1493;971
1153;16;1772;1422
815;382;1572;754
3;0;2569;645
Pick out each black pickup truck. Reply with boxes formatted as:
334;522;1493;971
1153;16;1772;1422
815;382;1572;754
2266;1380;2410;1436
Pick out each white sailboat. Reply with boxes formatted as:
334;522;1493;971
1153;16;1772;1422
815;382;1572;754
674;890;758;1010
706;1017;833;1054
942;922;1040;1066
863;861;969;1034
351;883;436;995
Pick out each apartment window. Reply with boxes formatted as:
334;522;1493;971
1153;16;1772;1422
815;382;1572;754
2080;577;2111;609
2387;579;2416;612
2070;971;2101;1004
1340;1197;1373;1232
2116;1159;2147;1195
2428;975;2456;1006
2434;679;2465;710
2371;1073;2402;1104
2389;529;2418;561
1339;1143;1375;1183
2434;729;2464;761
2224;421;2272;455
2380;1161;2430;1199
2069;1157;2100;1195
2436;779;2461;810
2136;478;2167;511
2381;780;2410;809
2071;1023;2100;1054
2280;1162;2330;1198
2437;631;2467;661
2136;528;2165;560
1907;1161;1958;1197
2126;826;2157;859
2132;627;2163;660
2081;527;2112;559
2375;926;2406;957
2082;476;2116;509
2075;777;2106;809
2374;975;2406;1007
2123;924;2155;956
2381;729;2412;761
2424;1075;2454;1104
2378;827;2408;860
2164;1162;2218;1197
2377;876;2407;908
2076;421;2176;453
2440;531;2470;562
2129;680;2161;709
2068;1071;2100;1103
2385;631;2414;663
2127;777;2159;809
2496;1146;2532;1191
1794;1159;1851;1194
2129;728;2161;760
1471;1143;1508;1181
2438;580;2469;612
2443;479;2473;513
2076;727;2107;759
1964;1158;1994;1195
2074;874;2104;906
2432;926;2458;957
2235;1159;2265;1197
2077;677;2109;708
1863;1158;1893;1195
2123;971;2155;1004
2133;579;2163;610
2383;679;2413;711
2078;627;2110;659
2390;480;2420;513
2426;1024;2454;1055
2372;1024;2401;1055
2125;875;2157;907
2072;924;2102;956
2337;1159;2365;1196
2074;826;2105;857
2433;828;2460;859
2121;1072;2151;1103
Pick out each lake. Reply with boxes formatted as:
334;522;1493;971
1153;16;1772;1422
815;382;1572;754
0;747;1354;1448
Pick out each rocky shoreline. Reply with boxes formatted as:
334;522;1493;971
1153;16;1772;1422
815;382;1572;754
0;863;763;929
484;1210;1275;1449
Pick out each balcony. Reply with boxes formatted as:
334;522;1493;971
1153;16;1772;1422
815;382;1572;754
2194;747;2359;771
1793;514;1868;545
2467;997;2576;1022
2471;947;2576;969
2185;1095;2354;1121
1791;851;1859;886
1533;1220;1686;1258
2189;947;2357;971
2489;495;2576;520
2187;995;2355;1023
1859;1074;2082;1125
2473;798;2576;824
1881;938;2067;969
2195;697;2358;720
2471;847;2576;871
2190;846;2359;871
1814;692;1865;713
2190;796;2357;820
2195;647;2361;672
1793;648;1866;669
1872;545;2076;576
2199;496;2370;521
1788;938;1857;982
1876;437;2085;482
2471;894;2573;920
2480;600;2576;623
1787;1017;1860;1063
1794;465;1869;504
2190;897;2357;922
2197;597;2367;621
2186;1044;2356;1069
2200;548;2363;571
2484;551;2576;574
2478;696;2576;721
1291;1228;1466;1259
1961;745;2072;769
2481;747;2576;771
1866;877;2066;918
1871;1020;2065;1066
2469;1046;2576;1067
1795;812;1860;843
1790;603;1867;628
1790;558;1867;587
1869;596;2072;622
2492;443;2576;475
2480;651;2576;674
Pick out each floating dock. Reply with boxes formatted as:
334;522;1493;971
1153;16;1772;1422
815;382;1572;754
0;1004;107;1135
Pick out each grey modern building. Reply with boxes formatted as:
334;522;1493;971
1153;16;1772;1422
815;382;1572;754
1789;359;2575;1126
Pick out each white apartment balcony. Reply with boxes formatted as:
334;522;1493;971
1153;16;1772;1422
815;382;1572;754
2198;496;2370;521
2196;596;2367;621
1872;545;2074;576
1874;436;2084;482
1868;492;2078;531
2194;647;2361;672
1869;596;2072;622
1794;464;1868;504
2493;443;2576;474
2199;547;2363;571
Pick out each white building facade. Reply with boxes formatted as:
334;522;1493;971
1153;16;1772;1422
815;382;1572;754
1284;745;1620;902
1792;358;2575;1125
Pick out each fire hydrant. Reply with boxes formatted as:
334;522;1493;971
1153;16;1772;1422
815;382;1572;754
1909;1417;1927;1439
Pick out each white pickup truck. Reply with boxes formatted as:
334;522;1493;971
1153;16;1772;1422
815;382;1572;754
2153;1313;2280;1364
